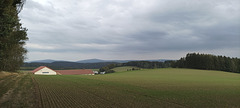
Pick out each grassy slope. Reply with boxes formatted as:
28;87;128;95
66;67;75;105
34;68;240;108
112;66;140;72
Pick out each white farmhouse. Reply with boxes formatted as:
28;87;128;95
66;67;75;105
32;66;57;75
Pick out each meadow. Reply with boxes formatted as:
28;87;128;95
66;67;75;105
33;68;240;108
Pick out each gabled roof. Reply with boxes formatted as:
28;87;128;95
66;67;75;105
32;66;56;73
32;66;46;73
55;69;94;75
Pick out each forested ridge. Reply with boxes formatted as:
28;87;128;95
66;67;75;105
22;62;117;70
173;53;240;73
0;0;28;72
99;53;240;74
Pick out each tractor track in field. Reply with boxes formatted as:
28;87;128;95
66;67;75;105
0;74;22;105
0;72;37;108
31;76;43;108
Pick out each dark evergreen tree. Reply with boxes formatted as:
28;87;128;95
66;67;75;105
0;0;28;72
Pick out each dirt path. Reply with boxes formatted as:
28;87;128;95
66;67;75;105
0;72;36;108
0;74;22;104
31;76;42;108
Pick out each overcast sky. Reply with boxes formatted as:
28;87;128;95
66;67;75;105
19;0;240;61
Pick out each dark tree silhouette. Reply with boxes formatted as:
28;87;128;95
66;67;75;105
0;0;28;72
173;53;240;73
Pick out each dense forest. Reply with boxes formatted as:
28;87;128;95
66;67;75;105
173;53;240;73
122;61;174;68
0;0;28;72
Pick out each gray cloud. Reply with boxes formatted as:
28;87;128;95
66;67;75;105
20;0;240;61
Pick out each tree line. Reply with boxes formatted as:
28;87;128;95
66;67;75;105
0;0;28;72
99;61;174;73
122;61;174;68
99;53;240;74
172;53;240;73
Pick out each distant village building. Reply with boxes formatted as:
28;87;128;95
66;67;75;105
32;66;94;75
100;72;105;74
93;71;99;74
32;66;57;75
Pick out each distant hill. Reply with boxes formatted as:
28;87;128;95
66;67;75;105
29;59;74;63
76;59;107;63
29;59;57;63
24;59;175;70
77;59;173;63
29;59;173;64
23;62;117;70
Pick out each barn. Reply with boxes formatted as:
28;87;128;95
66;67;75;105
32;66;94;75
32;66;57;75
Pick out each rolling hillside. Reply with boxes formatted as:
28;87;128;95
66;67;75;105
111;66;141;72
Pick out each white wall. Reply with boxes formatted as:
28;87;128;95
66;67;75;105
35;67;57;75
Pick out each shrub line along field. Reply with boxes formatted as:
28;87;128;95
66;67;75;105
31;68;240;108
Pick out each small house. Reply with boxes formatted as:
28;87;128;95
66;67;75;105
93;71;99;74
100;72;105;74
32;66;57;75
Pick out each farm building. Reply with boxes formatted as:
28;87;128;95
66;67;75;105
32;66;57;75
93;71;99;74
32;66;94;75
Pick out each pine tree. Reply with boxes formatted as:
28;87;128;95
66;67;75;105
0;0;28;72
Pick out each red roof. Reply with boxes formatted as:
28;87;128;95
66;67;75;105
32;66;56;73
32;66;46;73
55;69;94;75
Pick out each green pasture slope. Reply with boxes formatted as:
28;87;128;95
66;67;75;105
34;68;240;108
112;66;140;72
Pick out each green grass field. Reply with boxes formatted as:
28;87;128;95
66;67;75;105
112;66;141;72
33;68;240;108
